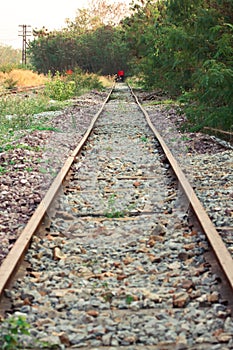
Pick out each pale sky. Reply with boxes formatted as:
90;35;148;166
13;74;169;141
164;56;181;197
0;0;129;49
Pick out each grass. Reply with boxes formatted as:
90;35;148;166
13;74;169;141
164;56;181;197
99;75;114;87
0;165;6;174
144;99;175;106
0;69;47;89
0;93;69;119
104;194;126;218
0;92;69;149
0;143;41;152
180;135;191;141
125;294;134;305
0;315;60;349
140;136;148;142
104;210;125;218
0;68;111;151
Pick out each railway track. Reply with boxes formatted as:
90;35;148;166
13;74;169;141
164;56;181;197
0;83;233;349
0;85;45;97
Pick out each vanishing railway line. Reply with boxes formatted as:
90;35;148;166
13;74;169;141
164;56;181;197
0;83;233;349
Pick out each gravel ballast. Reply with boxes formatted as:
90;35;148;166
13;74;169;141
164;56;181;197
0;91;108;265
1;85;233;349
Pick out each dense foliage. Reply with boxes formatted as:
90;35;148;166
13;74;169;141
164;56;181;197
28;0;130;76
0;45;21;68
27;0;232;131
122;0;233;131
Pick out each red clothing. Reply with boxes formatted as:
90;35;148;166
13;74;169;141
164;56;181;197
118;70;124;77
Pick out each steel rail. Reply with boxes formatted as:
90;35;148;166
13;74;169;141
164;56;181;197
0;82;232;306
130;85;233;291
0;84;114;299
203;126;233;137
0;85;45;97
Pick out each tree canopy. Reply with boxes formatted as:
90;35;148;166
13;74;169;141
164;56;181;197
122;0;233;130
0;45;21;67
28;0;130;75
28;0;232;131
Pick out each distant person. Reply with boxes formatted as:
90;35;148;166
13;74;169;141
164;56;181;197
117;70;124;82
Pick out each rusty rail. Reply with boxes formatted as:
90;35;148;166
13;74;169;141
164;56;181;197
0;83;232;304
0;85;45;97
203;126;233;136
0;85;114;297
130;86;233;291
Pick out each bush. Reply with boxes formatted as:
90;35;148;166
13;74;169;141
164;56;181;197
44;71;76;101
0;315;60;349
3;77;18;90
180;59;233;131
0;316;30;350
44;68;104;100
66;68;103;93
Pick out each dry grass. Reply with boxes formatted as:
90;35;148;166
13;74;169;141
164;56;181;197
0;69;47;88
0;70;113;89
99;75;114;87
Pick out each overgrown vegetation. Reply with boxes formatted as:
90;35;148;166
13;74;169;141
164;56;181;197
0;68;47;92
44;69;104;101
122;0;233;131
104;194;126;218
0;93;64;148
0;68;107;147
0;315;60;349
28;0;130;76
0;0;232;133
0;315;30;350
0;45;21;67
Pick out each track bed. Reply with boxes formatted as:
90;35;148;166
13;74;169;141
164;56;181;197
1;84;233;349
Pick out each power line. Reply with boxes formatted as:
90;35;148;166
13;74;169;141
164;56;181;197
18;24;31;64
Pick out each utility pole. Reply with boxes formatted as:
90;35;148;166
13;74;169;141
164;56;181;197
18;24;31;65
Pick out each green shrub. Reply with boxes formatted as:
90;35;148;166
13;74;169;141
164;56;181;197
44;71;76;101
0;94;50;118
0;316;30;350
183;104;233;132
3;77;18;90
0;315;60;349
0;64;15;73
0;93;66;146
66;68;103;94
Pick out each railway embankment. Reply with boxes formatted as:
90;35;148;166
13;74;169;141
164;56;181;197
0;84;232;349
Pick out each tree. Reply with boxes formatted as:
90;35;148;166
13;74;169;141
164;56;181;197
65;0;129;33
28;0;131;75
123;0;232;130
28;33;77;74
0;45;21;67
